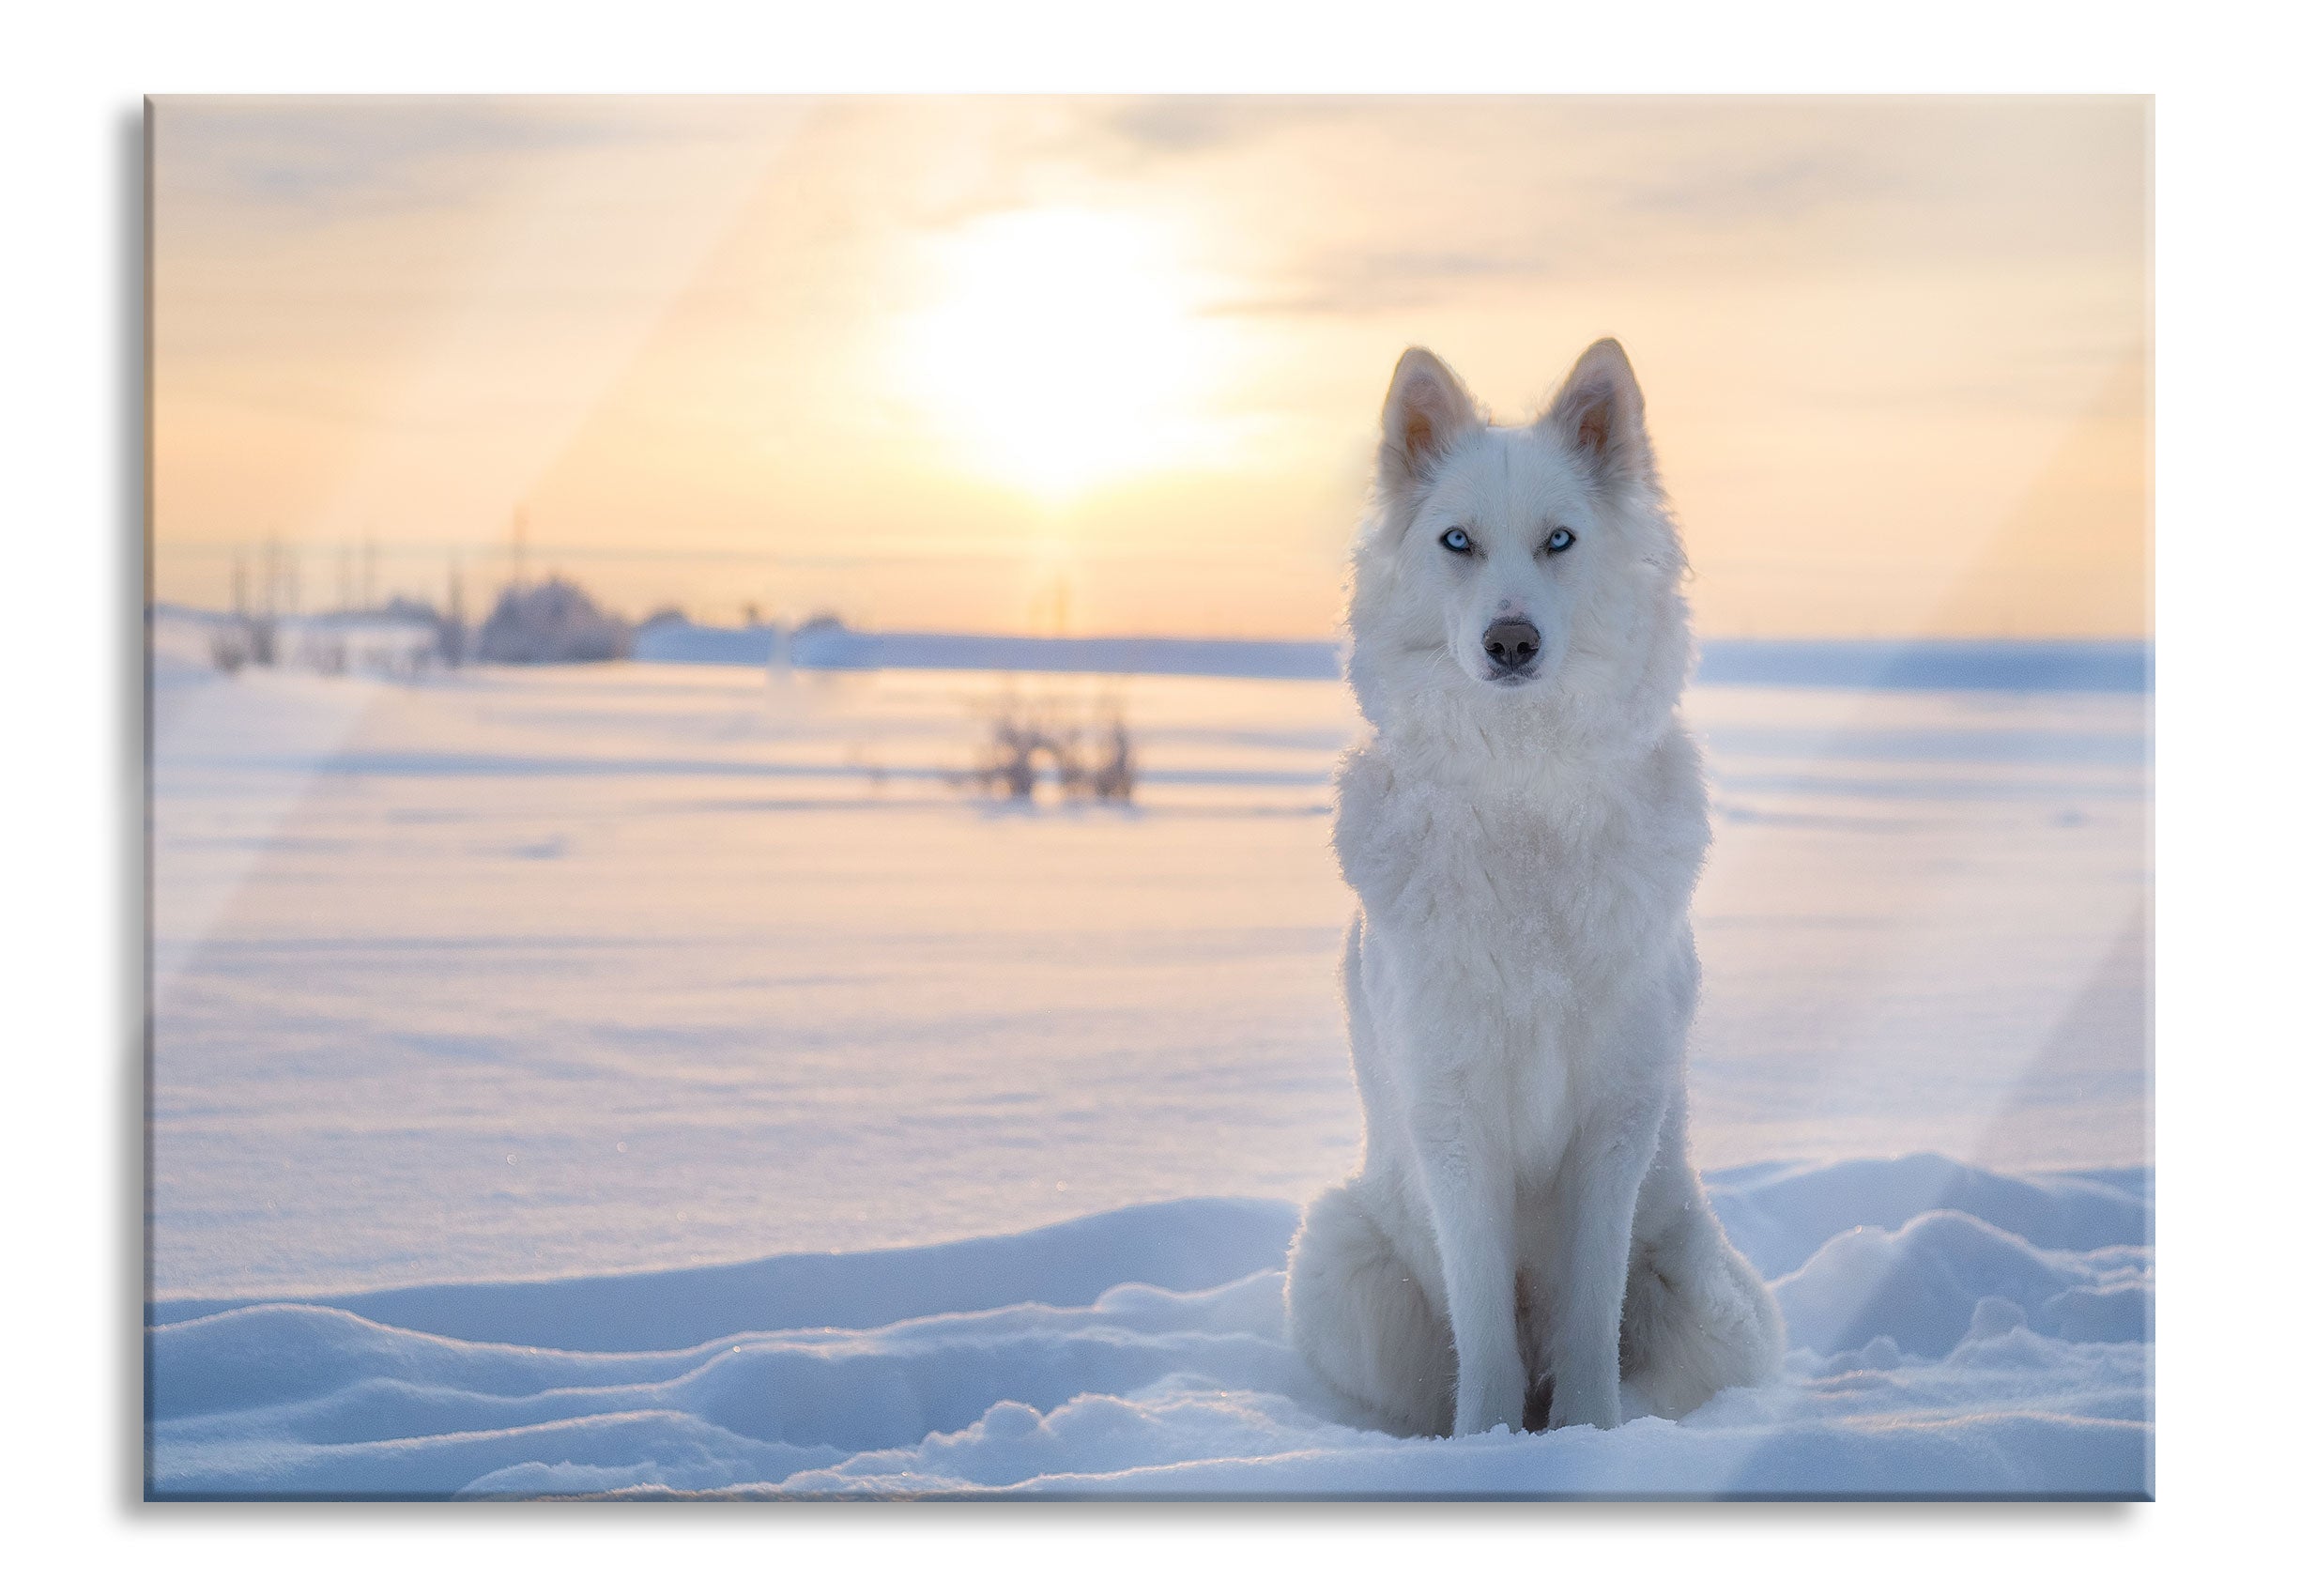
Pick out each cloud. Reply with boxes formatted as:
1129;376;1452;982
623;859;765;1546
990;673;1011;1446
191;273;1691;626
1623;150;1889;225
1096;96;1340;160
152;98;782;223
1208;248;1559;317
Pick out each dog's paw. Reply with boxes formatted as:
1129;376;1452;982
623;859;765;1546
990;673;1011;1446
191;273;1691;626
1545;1374;1624;1432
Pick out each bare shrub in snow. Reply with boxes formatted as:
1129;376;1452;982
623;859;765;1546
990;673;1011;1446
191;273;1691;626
207;623;251;675
959;690;1136;806
972;702;1055;802
1084;715;1135;802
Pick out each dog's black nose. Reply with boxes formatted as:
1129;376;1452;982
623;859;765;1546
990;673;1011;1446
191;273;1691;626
1482;619;1541;672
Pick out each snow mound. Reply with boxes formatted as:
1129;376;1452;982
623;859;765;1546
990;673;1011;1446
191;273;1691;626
1771;1207;2151;1358
149;1197;1300;1353
1704;1153;2147;1280
146;1158;2149;1500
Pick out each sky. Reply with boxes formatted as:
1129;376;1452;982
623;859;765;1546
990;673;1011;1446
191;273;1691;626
150;96;2149;639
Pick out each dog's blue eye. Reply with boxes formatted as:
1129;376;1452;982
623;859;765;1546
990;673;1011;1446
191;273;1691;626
1440;528;1473;554
1546;527;1576;553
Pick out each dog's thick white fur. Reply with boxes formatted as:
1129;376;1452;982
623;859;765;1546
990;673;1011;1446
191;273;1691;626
1284;340;1784;1438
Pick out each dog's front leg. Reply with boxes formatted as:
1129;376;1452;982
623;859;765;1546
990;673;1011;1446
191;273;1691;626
1409;1087;1525;1438
1547;1118;1660;1431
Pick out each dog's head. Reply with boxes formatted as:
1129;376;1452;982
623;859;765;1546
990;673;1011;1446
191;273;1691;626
1345;340;1690;741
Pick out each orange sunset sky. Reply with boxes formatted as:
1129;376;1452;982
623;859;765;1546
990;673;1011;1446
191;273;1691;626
150;96;2149;639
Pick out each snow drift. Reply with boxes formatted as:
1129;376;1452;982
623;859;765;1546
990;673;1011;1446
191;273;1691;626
146;1154;2150;1500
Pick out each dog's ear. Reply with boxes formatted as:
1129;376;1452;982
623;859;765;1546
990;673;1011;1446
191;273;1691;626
1547;338;1651;489
1379;347;1480;499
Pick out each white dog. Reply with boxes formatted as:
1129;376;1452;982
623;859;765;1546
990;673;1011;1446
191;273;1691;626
1284;340;1783;1438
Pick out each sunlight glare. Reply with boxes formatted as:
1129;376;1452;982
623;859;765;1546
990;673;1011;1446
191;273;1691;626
896;207;1228;500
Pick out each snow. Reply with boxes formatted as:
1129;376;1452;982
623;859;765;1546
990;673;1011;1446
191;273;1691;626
633;615;1345;680
630;617;2153;696
146;616;2150;1497
147;1159;2149;1499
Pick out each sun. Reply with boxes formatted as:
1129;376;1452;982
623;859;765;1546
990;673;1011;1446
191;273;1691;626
894;207;1229;501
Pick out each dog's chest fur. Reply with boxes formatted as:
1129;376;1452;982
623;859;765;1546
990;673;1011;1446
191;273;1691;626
1335;725;1707;1153
1338;729;1703;955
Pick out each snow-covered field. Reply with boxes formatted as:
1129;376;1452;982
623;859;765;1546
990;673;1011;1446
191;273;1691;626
146;621;2151;1498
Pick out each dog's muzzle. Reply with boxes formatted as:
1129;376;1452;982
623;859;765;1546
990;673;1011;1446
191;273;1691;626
1481;619;1541;677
